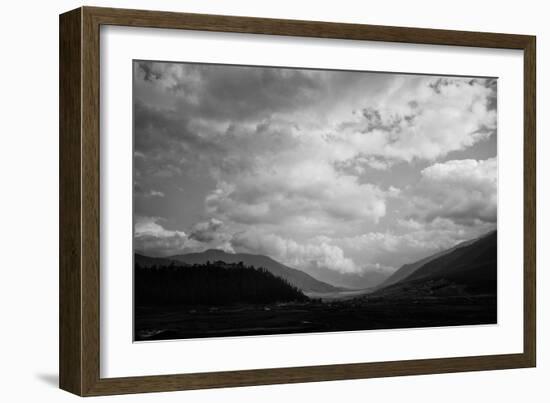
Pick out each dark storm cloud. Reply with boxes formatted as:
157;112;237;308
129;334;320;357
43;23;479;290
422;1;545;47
133;100;229;181
136;61;327;122
134;98;307;184
137;61;163;82
134;100;214;153
188;65;321;121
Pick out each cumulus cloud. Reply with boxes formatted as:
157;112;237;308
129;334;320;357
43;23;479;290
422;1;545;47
407;157;497;225
135;66;496;181
134;216;233;256
133;61;497;283
134;216;189;256
134;66;496;236
189;218;225;243
135;61;324;121
337;217;496;269
231;230;360;274
332;77;496;164
205;161;389;233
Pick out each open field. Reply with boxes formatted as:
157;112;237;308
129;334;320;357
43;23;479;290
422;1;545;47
135;294;497;341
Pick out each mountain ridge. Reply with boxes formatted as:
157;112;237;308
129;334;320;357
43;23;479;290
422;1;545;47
378;230;494;289
372;230;497;297
135;249;342;293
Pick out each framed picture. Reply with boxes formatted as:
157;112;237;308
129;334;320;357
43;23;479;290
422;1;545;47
59;6;536;396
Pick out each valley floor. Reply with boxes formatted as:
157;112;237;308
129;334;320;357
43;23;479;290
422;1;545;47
135;294;497;341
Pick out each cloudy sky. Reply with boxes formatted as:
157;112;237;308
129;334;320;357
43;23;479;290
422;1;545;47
133;60;497;288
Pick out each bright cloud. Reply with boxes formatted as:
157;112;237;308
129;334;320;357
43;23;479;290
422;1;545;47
407;157;497;225
337;217;496;269
134;216;189;256
205;157;389;232
332;77;496;165
231;230;360;274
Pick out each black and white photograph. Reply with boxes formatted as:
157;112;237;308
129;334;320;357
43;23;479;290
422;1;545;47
133;60;498;341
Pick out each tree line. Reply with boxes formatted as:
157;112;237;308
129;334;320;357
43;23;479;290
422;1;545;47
135;261;308;306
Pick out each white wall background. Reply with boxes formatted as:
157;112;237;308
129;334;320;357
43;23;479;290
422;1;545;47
0;0;546;401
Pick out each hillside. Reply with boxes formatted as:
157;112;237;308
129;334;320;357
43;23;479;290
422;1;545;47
135;261;308;306
167;249;341;293
379;237;479;288
404;231;496;292
373;231;497;297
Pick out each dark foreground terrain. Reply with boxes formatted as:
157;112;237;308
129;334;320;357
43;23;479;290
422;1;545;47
135;294;496;341
135;231;497;341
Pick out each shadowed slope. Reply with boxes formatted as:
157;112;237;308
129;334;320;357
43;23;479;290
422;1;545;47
136;249;341;293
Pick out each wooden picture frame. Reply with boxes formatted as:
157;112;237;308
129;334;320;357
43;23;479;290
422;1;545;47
59;6;536;396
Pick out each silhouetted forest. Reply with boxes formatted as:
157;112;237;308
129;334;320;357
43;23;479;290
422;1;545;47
135;261;308;306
